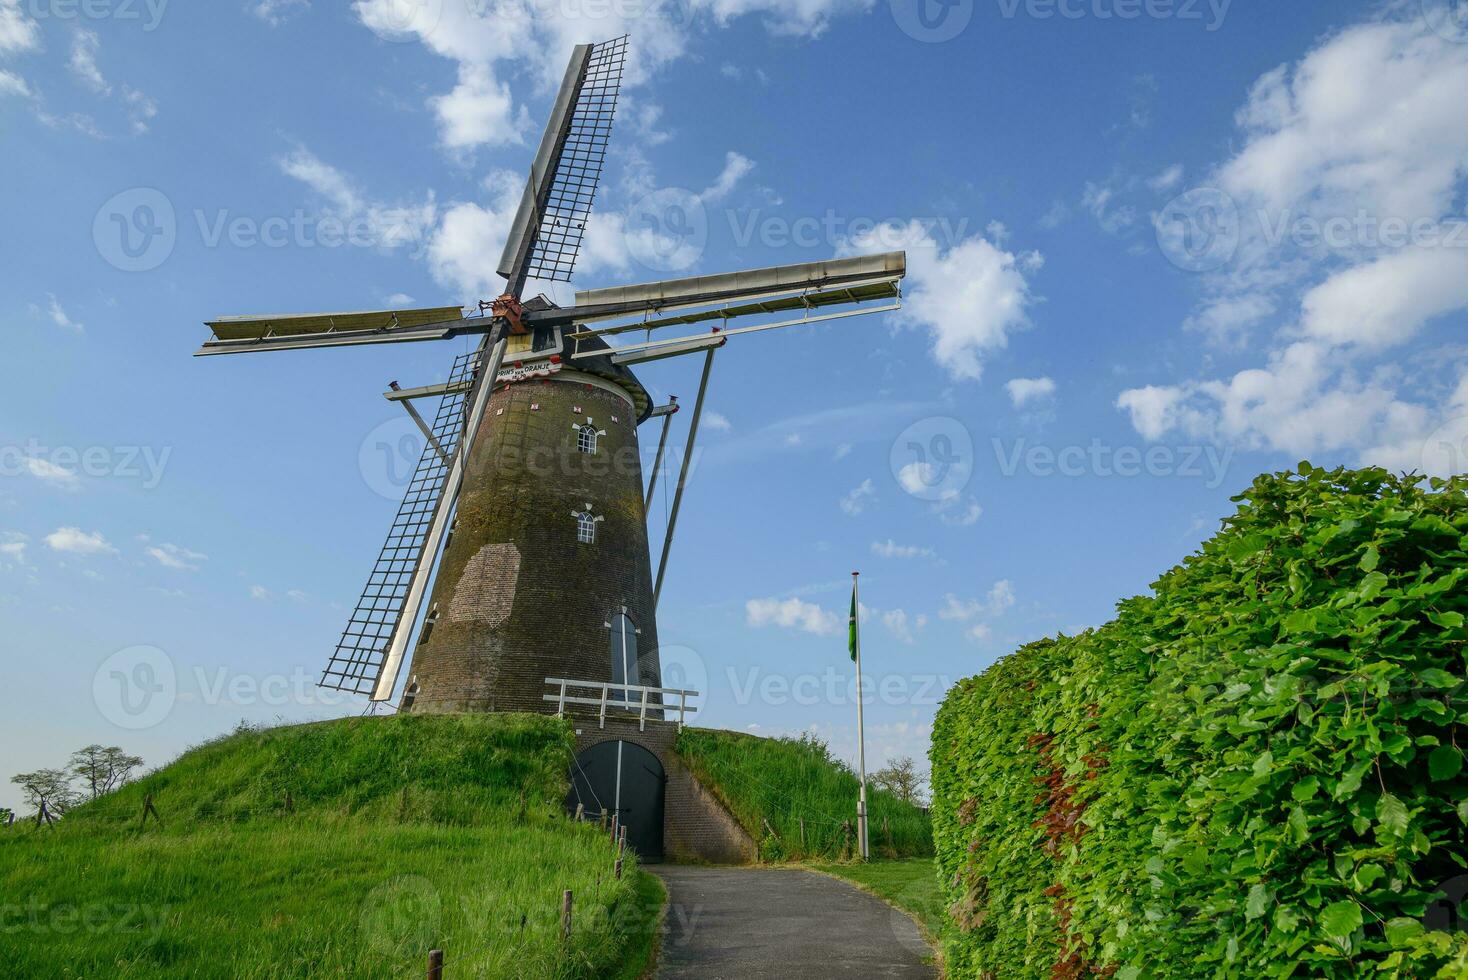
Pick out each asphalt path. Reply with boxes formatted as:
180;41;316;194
654;866;936;979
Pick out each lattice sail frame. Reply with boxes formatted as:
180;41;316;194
522;35;627;283
319;350;480;696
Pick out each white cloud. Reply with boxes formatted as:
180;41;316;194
249;585;271;600
926;492;983;527
68;29;109;94
939;581;1015;622
699;0;874;36
425;169;523;300
833;443;853;460
252;0;310;26
1149;164;1184;193
0;532;27;565
986;580;1016;613
1183;292;1275;346
147;543;207;571
279;146;437;254
123;85;157;134
843;221;1042;382
839;478;875;516
0;69;30;98
701;151;755;203
745;596;840;636
1038;200;1069;230
0;0;39;54
22;456;78;488
881;608;926;645
942;583;1014;644
385;292;415;306
1005;376;1056;407
1128;20;1468;473
1218;22;1468;224
1081;181;1136;235
1117;341;1464;472
44;294;83;333
1299;248;1468;351
45;527;116;556
1116;384;1194;442
871;539;933;560
705;412;732;432
431;61;525;152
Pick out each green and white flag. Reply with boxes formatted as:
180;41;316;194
848;578;859;662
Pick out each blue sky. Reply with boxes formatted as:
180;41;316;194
3;0;1467;811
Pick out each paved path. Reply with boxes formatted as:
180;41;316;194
653;866;936;979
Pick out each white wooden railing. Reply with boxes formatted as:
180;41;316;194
543;677;700;732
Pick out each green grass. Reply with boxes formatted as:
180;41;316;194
0;714;659;978
811;858;945;941
675;728;932;861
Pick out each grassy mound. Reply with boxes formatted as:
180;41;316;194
0;714;656;978
932;466;1468;978
676;728;932;861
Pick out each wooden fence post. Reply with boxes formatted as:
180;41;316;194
799;817;806;852
427;949;443;979
615;858;624;880
618;828;626;858
561;890;574;943
574;803;585;823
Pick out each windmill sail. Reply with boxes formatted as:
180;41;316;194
499;36;628;290
318;349;481;697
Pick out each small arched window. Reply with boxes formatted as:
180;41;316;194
609;611;639;703
577;512;597;544
418;604;440;647
577;424;599;455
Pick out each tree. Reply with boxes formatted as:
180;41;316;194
69;745;144;800
872;757;928;806
10;769;80;818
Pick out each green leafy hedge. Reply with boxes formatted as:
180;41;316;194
932;466;1468;978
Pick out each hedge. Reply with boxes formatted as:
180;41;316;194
932;466;1468;978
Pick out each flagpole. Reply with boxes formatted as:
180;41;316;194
853;571;869;861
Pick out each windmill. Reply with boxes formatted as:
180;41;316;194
198;37;907;718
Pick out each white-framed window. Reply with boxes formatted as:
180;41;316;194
577;424;599;455
572;503;603;545
608;611;639;703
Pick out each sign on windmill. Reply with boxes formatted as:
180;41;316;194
196;36;907;723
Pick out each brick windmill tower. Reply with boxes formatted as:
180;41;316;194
198;38;906;726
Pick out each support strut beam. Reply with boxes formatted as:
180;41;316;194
644;398;679;511
653;350;715;610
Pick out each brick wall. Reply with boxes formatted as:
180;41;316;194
407;371;662;715
571;714;756;865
